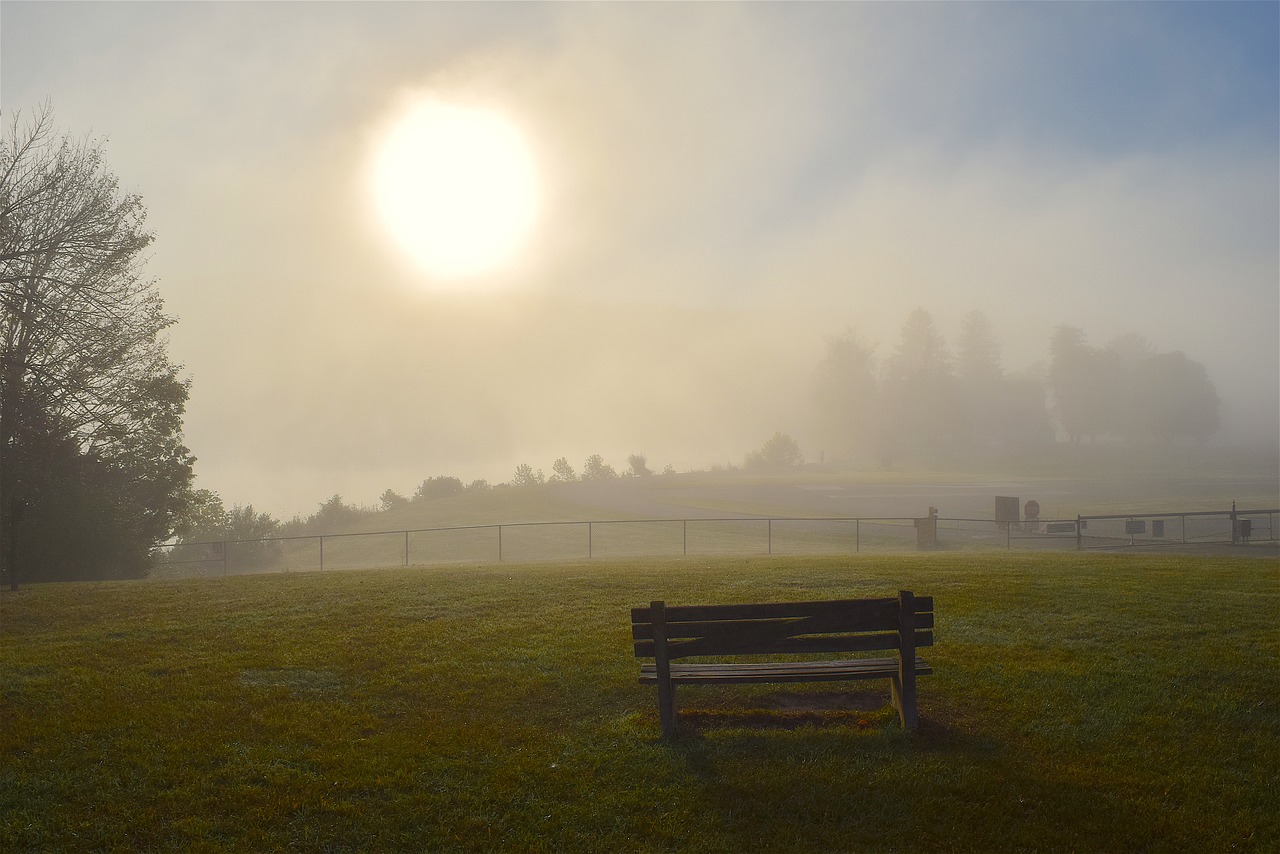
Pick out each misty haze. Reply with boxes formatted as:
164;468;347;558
4;2;1276;529
2;3;1278;850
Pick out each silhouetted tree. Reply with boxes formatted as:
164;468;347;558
812;329;882;461
172;490;281;573
955;310;1002;383
581;454;618;480
511;463;545;486
883;308;958;450
550;457;577;482
745;432;804;469
2;106;193;586
627;453;652;477
412;476;465;501
380;488;408;512
1048;326;1112;442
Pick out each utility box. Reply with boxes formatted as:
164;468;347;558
995;496;1020;531
1234;519;1252;543
1152;520;1165;538
915;506;938;550
1125;520;1147;536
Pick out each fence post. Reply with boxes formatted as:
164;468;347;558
1075;516;1082;551
682;520;687;556
856;519;860;554
319;536;324;571
498;525;503;562
588;522;593;559
404;531;409;567
768;518;773;555
222;541;228;576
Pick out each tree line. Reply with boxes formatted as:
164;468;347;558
813;308;1219;463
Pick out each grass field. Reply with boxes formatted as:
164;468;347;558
2;553;1278;852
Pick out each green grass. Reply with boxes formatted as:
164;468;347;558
3;553;1278;852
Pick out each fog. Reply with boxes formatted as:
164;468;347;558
4;3;1276;518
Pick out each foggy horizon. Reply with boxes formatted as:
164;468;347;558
5;2;1277;520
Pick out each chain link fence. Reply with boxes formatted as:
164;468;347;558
152;506;1278;579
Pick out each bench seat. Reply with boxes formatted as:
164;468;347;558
640;657;931;684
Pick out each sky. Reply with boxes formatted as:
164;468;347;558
4;2;1278;519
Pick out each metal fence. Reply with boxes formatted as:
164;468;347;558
152;507;1279;578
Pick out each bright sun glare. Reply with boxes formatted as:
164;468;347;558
371;99;540;280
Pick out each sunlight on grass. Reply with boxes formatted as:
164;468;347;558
2;553;1277;851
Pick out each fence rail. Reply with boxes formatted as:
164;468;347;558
152;507;1279;579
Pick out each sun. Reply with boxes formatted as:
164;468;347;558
370;98;540;280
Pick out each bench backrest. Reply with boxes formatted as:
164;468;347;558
632;592;933;661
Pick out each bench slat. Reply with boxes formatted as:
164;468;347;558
632;597;931;624
633;629;933;659
631;610;934;641
638;656;932;685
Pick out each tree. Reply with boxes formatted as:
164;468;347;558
380;488;408;512
2;107;193;586
172;490;281;573
1048;326;1103;442
883;308;959;451
550;456;577;482
511;463;545;486
412;476;465;501
955;311;1006;447
745;432;804;469
1119;348;1219;442
307;494;363;533
812;329;881;461
626;453;651;477
581;454;617;480
955;310;1002;384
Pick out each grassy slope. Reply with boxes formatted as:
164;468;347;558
330;446;1280;536
3;552;1278;852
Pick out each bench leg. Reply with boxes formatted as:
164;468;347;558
656;677;677;738
890;674;918;732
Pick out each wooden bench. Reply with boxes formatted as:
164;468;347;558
631;591;933;737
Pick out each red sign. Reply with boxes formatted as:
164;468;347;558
1024;500;1040;520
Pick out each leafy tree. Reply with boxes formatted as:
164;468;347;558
626;453;652;477
466;479;491;492
379;488;408;512
1048;326;1095;441
745;432;804;469
662;464;676;475
2;107;193;586
304;494;368;534
511;463;545;486
412;476;465;501
955;310;1002;384
170;490;281;573
581;454;618;480
176;488;227;542
955;311;1019;448
812;329;881;461
1127;350;1219;442
883;308;958;450
550;456;577;482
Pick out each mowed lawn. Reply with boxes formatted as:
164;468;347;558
2;553;1277;852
